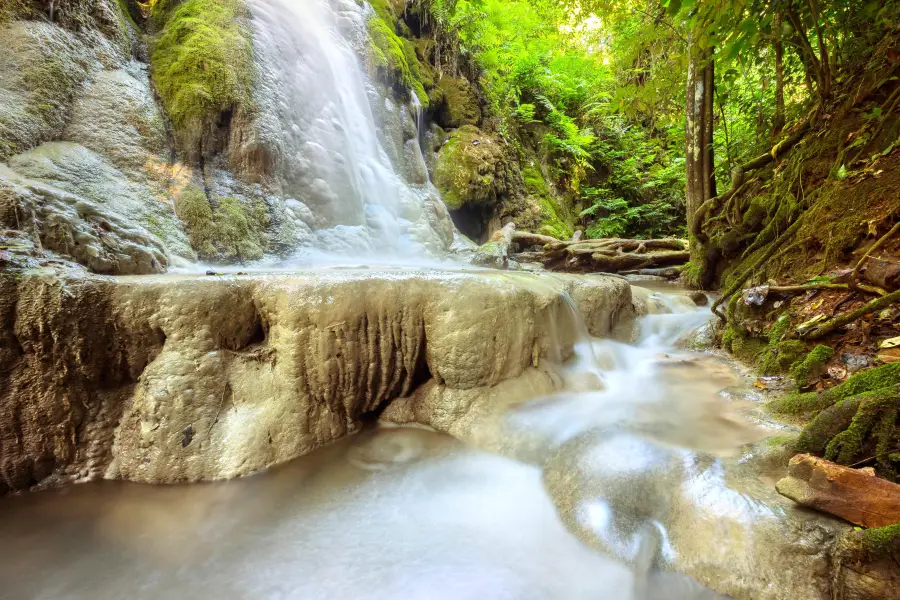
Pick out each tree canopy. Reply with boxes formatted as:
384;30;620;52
421;0;899;245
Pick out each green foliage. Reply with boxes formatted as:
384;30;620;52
425;0;689;238
175;185;269;261
150;0;255;149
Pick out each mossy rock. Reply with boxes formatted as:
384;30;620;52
770;363;900;480
758;340;808;376
175;184;269;261
722;324;768;365
434;125;507;211
431;76;480;129
150;0;255;156
771;363;900;416
791;345;835;388
366;12;428;106
0;22;93;160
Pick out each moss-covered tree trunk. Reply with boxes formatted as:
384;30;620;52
685;39;717;289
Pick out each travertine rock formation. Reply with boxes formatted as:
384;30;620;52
0;268;633;492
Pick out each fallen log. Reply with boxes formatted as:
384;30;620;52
620;265;686;279
776;454;900;528
545;237;688;253
586;250;689;272
470;225;690;274
510;231;560;248
865;257;900;291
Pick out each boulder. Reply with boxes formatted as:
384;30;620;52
776;454;900;529
434;125;513;211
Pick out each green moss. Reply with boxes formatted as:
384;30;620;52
150;0;255;151
759;339;808;376
768;314;791;347
824;390;895;465
791;345;835;388
367;14;428;106
0;0;32;23
682;260;703;289
771;362;900;416
721;324;738;351
21;48;79;124
432;76;480;128
434;125;504;210
724;323;768;365
522;165;573;239
776;361;900;479
859;524;900;553
175;185;269;261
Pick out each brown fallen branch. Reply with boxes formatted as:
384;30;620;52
864;258;900;292
510;231;561;248
803;288;900;339
473;222;516;268
582;250;689;272
619;265;686;279
776;453;900;529
545;237;688;253
511;251;546;263
768;283;851;293
850;217;899;294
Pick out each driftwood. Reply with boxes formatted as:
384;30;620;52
510;231;561;248
776;454;900;528
620;265;686;279
499;227;689;274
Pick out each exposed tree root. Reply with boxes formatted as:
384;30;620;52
711;215;807;320
692;120;812;244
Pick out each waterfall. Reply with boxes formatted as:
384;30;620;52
248;0;455;260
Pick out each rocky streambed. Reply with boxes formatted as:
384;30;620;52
1;267;882;600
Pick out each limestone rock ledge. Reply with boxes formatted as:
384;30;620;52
0;268;632;492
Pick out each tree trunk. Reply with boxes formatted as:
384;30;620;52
773;13;786;134
806;0;832;103
785;3;829;108
686;38;717;288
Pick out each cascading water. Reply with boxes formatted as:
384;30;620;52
0;285;780;600
249;0;455;259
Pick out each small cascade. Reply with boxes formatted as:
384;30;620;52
248;0;454;258
410;91;427;157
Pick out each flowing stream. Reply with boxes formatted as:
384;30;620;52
0;284;773;599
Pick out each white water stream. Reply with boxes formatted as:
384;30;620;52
0;285;775;599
